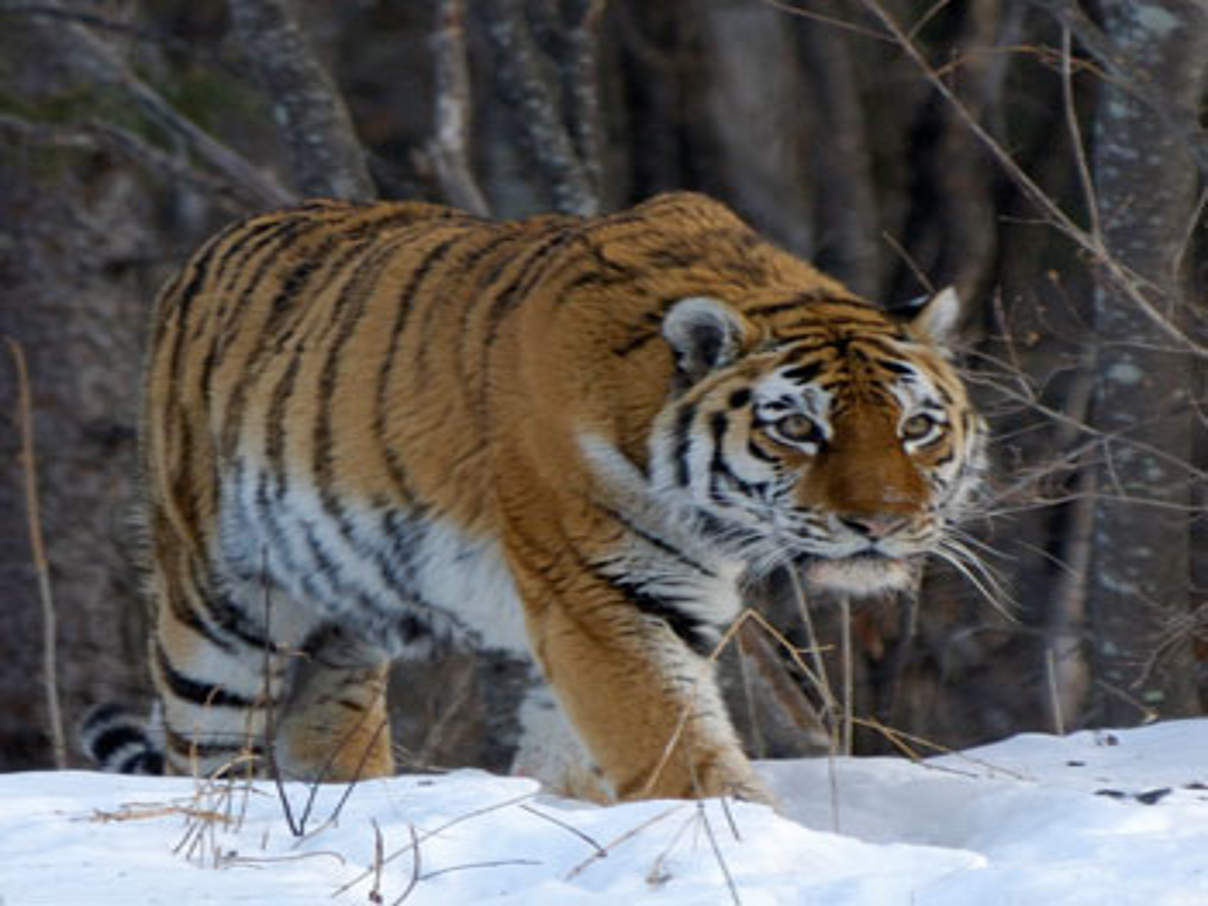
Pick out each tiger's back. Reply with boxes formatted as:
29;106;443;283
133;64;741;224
116;192;985;802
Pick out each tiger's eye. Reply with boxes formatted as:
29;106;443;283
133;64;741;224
776;414;823;445
901;413;938;441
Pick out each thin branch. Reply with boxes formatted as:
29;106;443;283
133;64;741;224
0;4;242;74
228;0;374;201
7;0;292;208
1059;27;1102;246
5;338;66;769
762;0;893;42
849;0;1208;358
0;115;257;212
908;0;954;42
1028;0;1208;180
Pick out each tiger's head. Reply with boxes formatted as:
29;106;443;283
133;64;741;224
648;289;986;597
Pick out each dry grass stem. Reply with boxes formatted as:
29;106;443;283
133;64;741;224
696;801;742;906
519;804;606;857
332;790;537;897
5;337;66;770
563;803;684;881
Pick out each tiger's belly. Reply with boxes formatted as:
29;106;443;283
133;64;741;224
217;468;532;659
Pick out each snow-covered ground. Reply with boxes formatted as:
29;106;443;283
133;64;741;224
1;719;1205;905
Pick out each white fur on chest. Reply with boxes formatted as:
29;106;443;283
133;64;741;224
408;518;531;654
578;430;746;628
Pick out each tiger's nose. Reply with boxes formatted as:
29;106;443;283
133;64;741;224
838;515;909;540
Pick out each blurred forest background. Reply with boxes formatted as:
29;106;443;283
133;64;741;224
1;0;1206;774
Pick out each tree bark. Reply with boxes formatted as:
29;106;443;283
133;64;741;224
697;0;814;257
229;0;375;201
1086;0;1208;724
480;0;600;215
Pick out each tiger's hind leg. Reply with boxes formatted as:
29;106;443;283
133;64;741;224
272;626;395;782
151;556;291;777
151;545;393;781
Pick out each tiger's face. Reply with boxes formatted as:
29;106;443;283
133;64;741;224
649;292;986;596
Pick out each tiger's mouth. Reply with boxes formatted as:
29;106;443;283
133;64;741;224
802;551;916;596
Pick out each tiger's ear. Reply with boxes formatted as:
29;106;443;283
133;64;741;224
662;296;748;382
901;286;962;348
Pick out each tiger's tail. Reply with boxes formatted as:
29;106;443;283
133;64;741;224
79;703;166;774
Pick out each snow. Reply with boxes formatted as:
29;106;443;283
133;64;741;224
1;720;1206;905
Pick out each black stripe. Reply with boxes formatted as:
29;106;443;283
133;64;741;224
596;504;716;578
743;294;823;319
211;215;326;340
535;227;639;292
266;355;301;494
747;437;780;464
118;750;165;774
192;555;277;653
374;234;466;502
602;573;715;657
673;402;697;487
781;361;824;384
314;232;429;495
163;226;243;414
248;462;314;600
611;312;665;358
170;214;270;329
876;358;917;376
90;725;148;765
611;330;658;357
481;226;577;350
155;643;261;709
708;410;755;500
165;566;237;657
303;522;345;597
81;702;127;734
213;218;342;456
210;215;307;297
454;231;541;419
163;724;262;761
267;217;423;355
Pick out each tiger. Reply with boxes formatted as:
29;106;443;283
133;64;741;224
82;191;986;804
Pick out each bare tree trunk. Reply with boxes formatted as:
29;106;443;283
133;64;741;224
697;0;814;257
795;2;879;296
479;0;601;215
427;0;490;215
229;0;375;201
1085;0;1208;725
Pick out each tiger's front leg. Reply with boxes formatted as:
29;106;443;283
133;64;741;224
273;659;394;782
514;563;771;804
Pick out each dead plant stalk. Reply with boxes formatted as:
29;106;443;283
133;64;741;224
6;337;66;769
